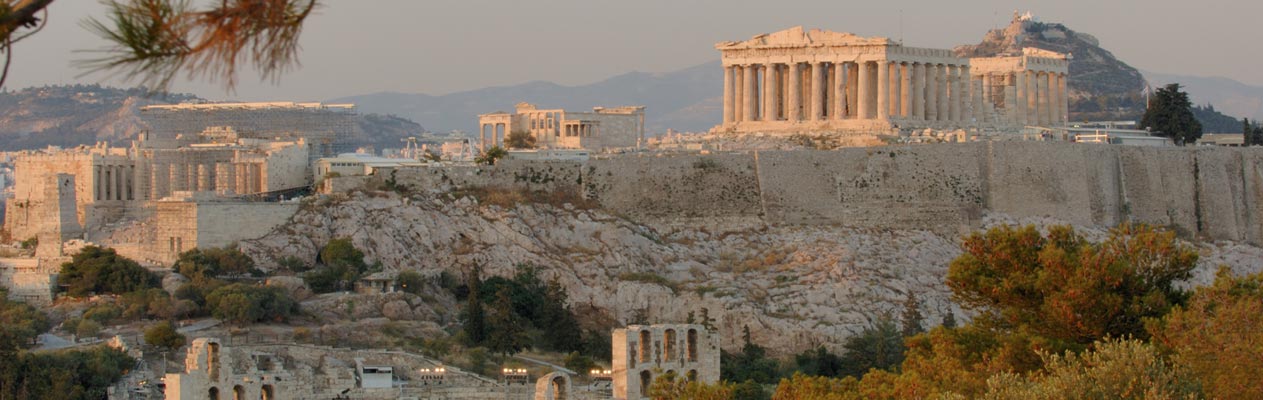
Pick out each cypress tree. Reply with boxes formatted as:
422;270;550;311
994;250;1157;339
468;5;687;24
1140;83;1203;145
1244;118;1253;146
461;265;488;346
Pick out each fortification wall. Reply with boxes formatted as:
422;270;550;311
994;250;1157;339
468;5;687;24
374;143;1263;245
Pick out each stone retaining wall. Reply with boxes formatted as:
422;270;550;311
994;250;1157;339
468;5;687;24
370;143;1263;245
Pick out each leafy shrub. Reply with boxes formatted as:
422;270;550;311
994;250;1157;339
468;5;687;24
59;246;158;297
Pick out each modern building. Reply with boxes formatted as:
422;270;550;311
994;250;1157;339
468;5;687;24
314;153;426;178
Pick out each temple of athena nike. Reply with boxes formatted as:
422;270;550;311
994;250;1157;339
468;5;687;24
713;26;1070;134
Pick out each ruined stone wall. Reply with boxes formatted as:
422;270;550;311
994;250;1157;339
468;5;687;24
375;143;1263;245
261;142;310;191
195;202;300;249
148;200;298;264
569;111;641;149
5;153;97;239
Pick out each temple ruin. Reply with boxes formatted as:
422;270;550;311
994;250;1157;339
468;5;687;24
713;26;1069;134
478;102;646;152
611;324;720;400
1;102;361;268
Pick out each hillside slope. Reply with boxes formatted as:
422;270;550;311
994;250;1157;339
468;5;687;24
239;189;1263;354
955;15;1147;120
0;85;426;151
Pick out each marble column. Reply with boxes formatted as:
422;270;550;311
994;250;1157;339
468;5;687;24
912;63;925;120
948;66;960;122
888;62;900;117
94;165;103;201
1014;72;1027;126
1038;72;1050;126
722;66;735;124
925;64;938;122
876;60;889;121
937;65;949;122
961;66;972;124
734;67;744;122
1026;70;1038;126
900;63;912;118
857;62;871;119
787;63;802;122
1055;72;1065;123
743;64;758;122
828;61;838;119
764;64;779;121
811;62;826;121
981;74;992;108
846;63;859;118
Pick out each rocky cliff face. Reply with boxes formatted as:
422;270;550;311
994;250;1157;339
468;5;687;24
240;190;1263;355
956;15;1148;119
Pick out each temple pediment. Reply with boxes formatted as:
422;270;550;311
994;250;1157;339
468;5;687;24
715;26;892;49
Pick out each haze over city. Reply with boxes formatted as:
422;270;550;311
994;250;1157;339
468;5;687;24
12;0;1263;100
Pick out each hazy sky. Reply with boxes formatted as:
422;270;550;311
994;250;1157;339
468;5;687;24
11;0;1262;101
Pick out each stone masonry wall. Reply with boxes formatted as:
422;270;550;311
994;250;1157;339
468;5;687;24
371;143;1263;245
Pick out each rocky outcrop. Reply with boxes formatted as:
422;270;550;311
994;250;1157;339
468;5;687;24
241;189;1263;355
955;13;1148;118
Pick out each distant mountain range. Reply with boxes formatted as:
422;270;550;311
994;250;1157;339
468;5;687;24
330;61;723;134
1144;71;1263;125
0;85;424;151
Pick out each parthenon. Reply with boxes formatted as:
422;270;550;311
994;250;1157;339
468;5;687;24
713;26;1070;134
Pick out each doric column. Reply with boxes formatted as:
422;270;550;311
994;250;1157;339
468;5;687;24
1026;70;1038;126
764;64;779;121
787;63;802;122
830;62;843;120
900;63;912;118
912;63;925;120
937;65;949;122
1014;71;1028;126
743;64;758;122
733;67;744;122
722;66;735;124
961;66;972;124
810;62;826;120
925;64;938;122
970;71;983;125
800;65;811;117
947;66;960;123
964;64;975;123
876;60;889;120
846;63;859;118
981;74;992;108
888;62;900;117
857;62;871;119
478;124;485;151
1037;72;1050;126
111;165;120;200
1058;73;1069;124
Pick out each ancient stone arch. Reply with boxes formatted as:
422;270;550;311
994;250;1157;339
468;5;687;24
664;329;677;361
639;370;652;396
533;372;571;400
